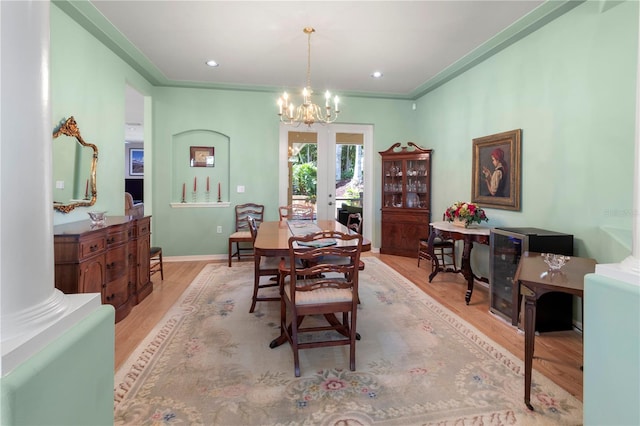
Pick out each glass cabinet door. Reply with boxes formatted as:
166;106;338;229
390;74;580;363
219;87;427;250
406;158;428;209
383;159;403;208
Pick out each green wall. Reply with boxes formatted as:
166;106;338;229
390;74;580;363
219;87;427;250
51;3;153;226
584;273;640;424
416;0;637;266
152;88;414;255
0;306;115;426
51;0;637;263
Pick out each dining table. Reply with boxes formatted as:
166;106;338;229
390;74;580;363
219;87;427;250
253;219;371;349
254;219;371;258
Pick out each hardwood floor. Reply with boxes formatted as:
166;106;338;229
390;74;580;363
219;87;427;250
115;253;583;401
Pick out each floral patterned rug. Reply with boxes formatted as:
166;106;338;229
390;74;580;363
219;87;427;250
114;258;582;425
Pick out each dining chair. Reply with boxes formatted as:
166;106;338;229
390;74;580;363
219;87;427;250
149;246;163;280
228;203;264;267
279;230;363;377
418;223;456;273
346;212;362;234
247;216;281;313
278;205;292;221
292;203;314;220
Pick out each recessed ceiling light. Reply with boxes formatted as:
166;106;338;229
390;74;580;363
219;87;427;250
371;71;383;78
205;60;219;67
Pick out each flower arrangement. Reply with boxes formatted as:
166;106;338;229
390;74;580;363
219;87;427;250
445;201;488;227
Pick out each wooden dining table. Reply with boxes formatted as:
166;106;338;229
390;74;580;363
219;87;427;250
253;219;371;349
253;219;371;258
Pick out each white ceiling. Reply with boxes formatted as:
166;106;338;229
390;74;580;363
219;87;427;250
79;1;580;137
89;1;557;96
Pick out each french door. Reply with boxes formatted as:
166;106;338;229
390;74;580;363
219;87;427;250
278;123;373;239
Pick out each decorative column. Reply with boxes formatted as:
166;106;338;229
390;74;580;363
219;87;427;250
0;0;100;376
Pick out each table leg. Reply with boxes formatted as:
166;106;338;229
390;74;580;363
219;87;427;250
427;228;441;283
524;295;537;410
460;239;474;304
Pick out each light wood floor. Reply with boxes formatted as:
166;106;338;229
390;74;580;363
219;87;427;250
115;253;583;401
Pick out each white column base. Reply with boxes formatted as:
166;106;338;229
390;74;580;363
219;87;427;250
595;256;640;287
1;292;102;376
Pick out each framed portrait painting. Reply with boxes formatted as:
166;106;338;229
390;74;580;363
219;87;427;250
471;129;521;211
190;146;215;167
129;148;144;176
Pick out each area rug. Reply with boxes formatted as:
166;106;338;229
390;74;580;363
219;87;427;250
114;258;582;425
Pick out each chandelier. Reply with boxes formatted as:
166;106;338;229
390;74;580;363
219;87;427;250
277;27;340;127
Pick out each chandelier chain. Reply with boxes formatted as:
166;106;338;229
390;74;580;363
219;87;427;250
306;29;312;89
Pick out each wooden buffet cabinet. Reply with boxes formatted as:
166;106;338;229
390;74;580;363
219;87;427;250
53;216;152;322
379;142;432;257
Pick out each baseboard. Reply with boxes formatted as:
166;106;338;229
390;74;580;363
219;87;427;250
164;254;227;262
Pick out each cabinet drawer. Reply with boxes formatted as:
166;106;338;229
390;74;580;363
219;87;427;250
104;275;129;309
79;236;106;260
105;245;128;281
106;226;128;247
136;217;150;237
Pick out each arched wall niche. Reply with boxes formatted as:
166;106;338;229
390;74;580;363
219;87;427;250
172;129;230;203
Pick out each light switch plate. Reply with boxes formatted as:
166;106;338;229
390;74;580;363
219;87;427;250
55;180;64;189
237;185;245;193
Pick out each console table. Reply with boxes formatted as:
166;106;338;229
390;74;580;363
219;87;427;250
514;251;595;410
53;216;152;322
427;221;491;304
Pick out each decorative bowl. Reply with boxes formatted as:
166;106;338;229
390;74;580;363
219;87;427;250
541;253;570;270
87;211;107;225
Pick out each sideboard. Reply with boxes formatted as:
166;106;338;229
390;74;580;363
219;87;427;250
53;216;152;322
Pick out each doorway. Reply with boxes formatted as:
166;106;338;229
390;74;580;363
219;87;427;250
125;85;145;206
278;123;373;239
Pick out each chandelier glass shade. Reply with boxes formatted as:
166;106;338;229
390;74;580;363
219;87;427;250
278;27;340;127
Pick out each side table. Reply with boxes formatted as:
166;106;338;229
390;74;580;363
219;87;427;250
514;251;595;410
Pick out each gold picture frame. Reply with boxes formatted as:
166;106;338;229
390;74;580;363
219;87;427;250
190;146;215;167
471;129;521;211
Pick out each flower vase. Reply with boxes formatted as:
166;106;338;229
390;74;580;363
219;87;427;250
452;218;467;228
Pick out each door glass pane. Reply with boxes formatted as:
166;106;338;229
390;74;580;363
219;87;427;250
335;132;364;219
288;132;317;217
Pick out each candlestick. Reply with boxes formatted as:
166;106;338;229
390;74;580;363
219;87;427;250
206;176;210;192
181;183;186;203
193;177;197;192
217;182;221;202
85;179;89;199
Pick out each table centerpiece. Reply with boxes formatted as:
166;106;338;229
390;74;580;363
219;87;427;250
445;201;488;228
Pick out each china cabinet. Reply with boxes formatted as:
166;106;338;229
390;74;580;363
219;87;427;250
490;227;574;332
379;142;432;257
54;215;152;322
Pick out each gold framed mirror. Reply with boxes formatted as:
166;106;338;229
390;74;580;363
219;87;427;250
53;116;98;213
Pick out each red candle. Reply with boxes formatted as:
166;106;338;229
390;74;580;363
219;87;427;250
206;176;210;192
193;177;197;192
85;179;89;198
182;183;186;200
218;182;221;199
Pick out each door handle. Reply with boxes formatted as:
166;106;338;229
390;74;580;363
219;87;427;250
328;201;333;206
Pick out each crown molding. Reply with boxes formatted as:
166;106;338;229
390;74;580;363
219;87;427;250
53;0;584;101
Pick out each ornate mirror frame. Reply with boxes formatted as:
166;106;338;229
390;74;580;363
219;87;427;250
53;116;98;213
